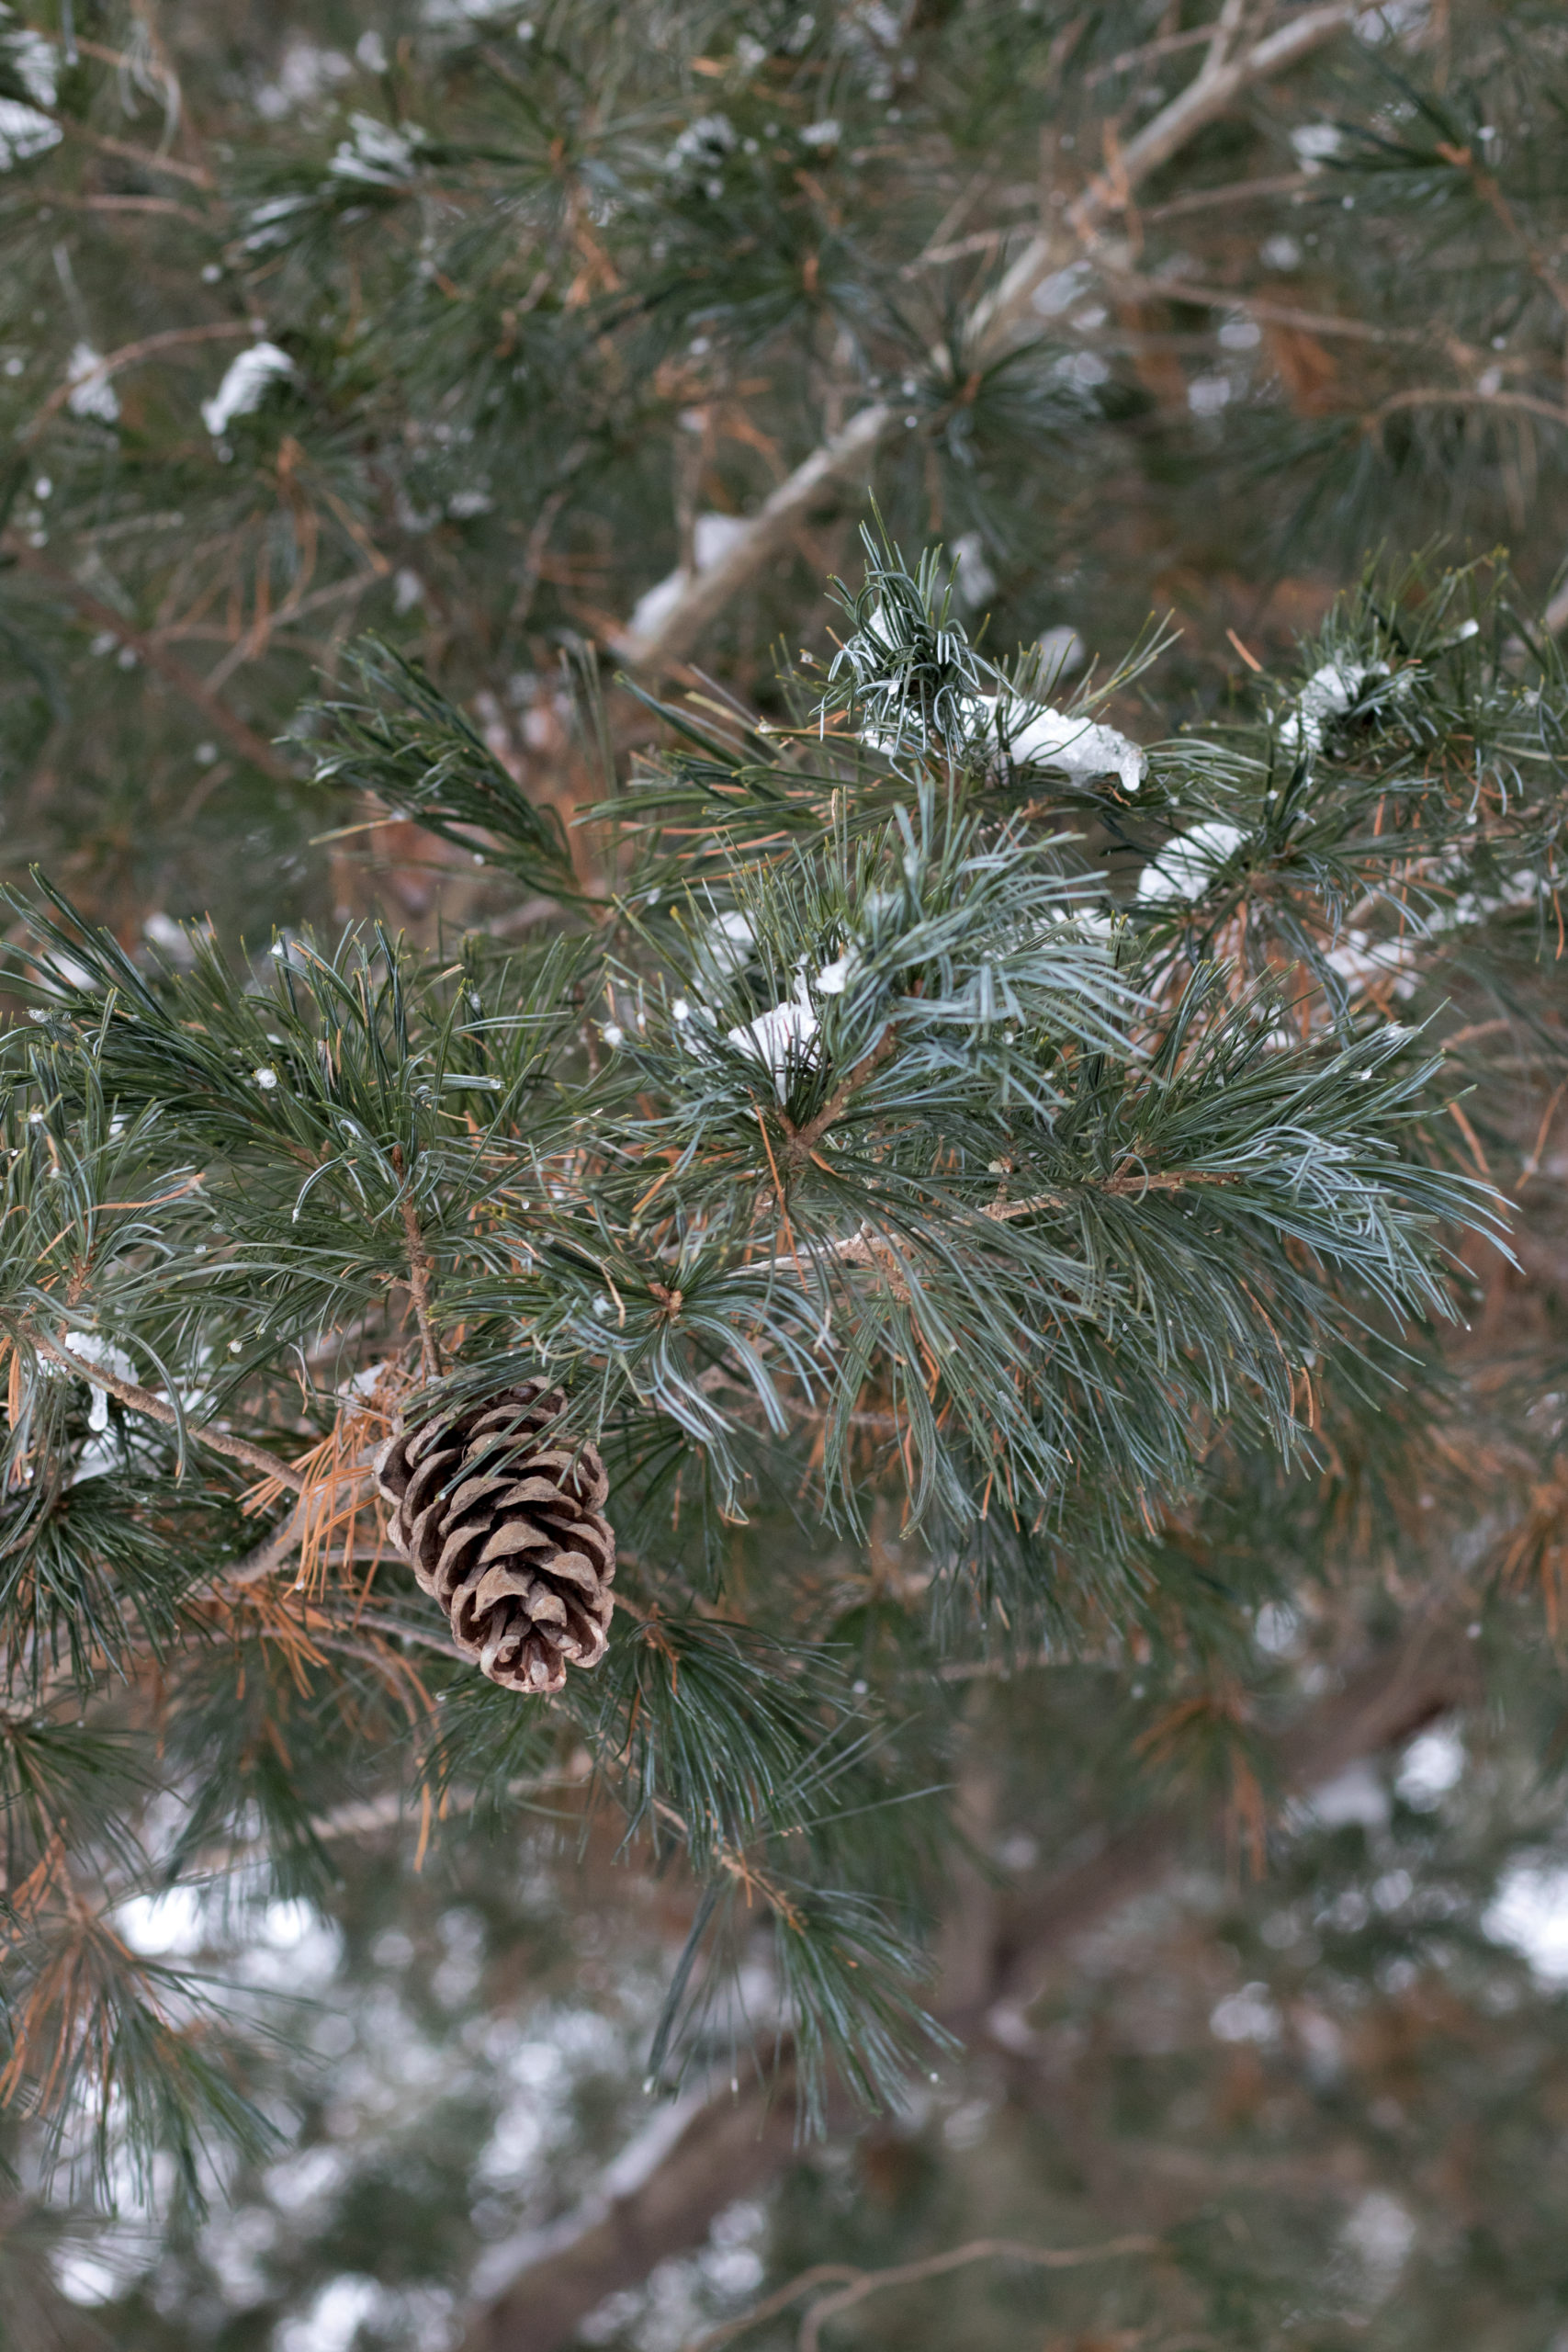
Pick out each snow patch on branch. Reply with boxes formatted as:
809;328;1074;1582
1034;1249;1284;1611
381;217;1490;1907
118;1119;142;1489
199;343;294;436
626;514;754;645
0;95;62;170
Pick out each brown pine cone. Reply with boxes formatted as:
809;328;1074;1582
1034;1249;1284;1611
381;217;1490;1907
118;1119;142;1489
373;1381;615;1694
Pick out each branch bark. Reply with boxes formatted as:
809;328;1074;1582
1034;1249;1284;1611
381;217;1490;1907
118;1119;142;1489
614;2;1355;677
457;1608;1475;2352
27;1328;307;1492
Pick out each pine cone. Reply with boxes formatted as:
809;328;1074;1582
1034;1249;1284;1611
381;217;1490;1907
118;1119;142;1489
374;1382;615;1694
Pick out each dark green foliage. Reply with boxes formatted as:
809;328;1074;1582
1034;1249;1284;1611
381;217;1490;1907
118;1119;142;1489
3;6;1568;2346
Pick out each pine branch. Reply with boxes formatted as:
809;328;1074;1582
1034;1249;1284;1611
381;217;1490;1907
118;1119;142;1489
613;403;891;672
17;322;254;447
457;1609;1475;2352
612;0;1359;676
23;1329;306;1493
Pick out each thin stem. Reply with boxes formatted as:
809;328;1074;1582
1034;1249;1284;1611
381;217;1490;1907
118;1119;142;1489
0;542;295;781
26;1329;307;1492
393;1163;445;1381
797;2237;1161;2351
19;321;253;444
780;1025;897;1168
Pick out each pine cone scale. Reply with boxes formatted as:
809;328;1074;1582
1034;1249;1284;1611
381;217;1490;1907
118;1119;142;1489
376;1380;615;1695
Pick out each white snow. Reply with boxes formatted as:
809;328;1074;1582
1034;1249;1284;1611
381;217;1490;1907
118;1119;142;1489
1000;697;1147;791
5;21;58;106
815;947;858;995
1292;122;1344;172
1339;2190;1416;2301
1136;818;1247;903
62;341;121;424
1395;1724;1464;1808
1305;1759;1390;1829
1279;658;1392;753
0;96;62;170
328;111;423;186
702;910;756;977
726;989;819;1098
626;512;753;644
45;1331;138;1435
199;342;294;435
1484;1861;1568;1984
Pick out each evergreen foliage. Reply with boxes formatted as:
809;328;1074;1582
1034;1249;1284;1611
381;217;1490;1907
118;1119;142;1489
1;5;1567;2348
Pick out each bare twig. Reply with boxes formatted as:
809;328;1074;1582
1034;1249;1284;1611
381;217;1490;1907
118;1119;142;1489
392;1152;444;1381
968;1;1358;346
26;1329;307;1492
615;403;891;671
1;541;295;782
51;114;215;186
1101;265;1429;345
614;2;1357;676
20;321;254;444
681;2268;861;2352
792;2234;1161;2352
1365;386;1568;439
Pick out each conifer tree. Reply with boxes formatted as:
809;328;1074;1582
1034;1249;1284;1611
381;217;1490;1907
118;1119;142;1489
3;6;1568;2350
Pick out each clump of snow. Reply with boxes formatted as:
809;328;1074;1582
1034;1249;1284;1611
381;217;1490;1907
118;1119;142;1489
328;112;423;186
1305;1758;1390;1830
1292;122;1344;172
1279;657;1393;753
1136;818;1247;903
1396;1724;1464;1808
702;910;757;978
200;342;294;436
4;18;58;106
1338;2190;1416;2303
666;113;737;188
1484;1860;1568;1984
0;95;62;170
998;697;1146;791
815;946;859;995
725;985;819;1099
62;342;120;424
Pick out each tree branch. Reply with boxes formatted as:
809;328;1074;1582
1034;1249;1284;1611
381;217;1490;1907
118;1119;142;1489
611;3;1356;677
795;2234;1161;2352
457;1609;1475;2352
26;1329;307;1492
20;322;254;445
689;2233;1160;2352
392;1153;445;1382
779;1025;897;1168
614;403;891;672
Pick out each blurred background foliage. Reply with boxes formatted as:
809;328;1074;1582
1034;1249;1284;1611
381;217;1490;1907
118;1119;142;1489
4;3;1568;2349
